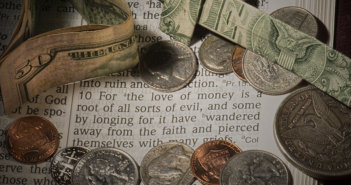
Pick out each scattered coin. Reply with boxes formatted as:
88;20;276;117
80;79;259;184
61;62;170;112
140;142;195;185
140;40;198;92
5;116;59;164
190;140;242;185
220;150;290;185
274;86;351;179
50;146;90;185
199;35;235;74
72;147;140;185
242;7;318;95
230;45;247;82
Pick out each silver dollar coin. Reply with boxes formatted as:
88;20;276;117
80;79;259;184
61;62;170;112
199;35;235;74
72;148;140;185
140;40;198;92
243;7;318;95
275;86;351;179
50;146;89;185
140;142;195;185
220;150;290;185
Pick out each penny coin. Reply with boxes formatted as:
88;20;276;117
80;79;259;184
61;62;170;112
220;150;290;185
5;116;59;164
274;86;351;179
140;40;198;92
140;142;195;185
230;45;247;82
72;147;140;185
190;140;242;185
242;7;318;95
50;146;90;185
199;35;234;74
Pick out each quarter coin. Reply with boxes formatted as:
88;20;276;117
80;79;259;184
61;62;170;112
140;40;198;92
5;116;59;164
199;35;235;74
275;86;351;179
50;146;90;185
72;147;140;185
190;140;242;185
220;150;290;185
140;142;195;185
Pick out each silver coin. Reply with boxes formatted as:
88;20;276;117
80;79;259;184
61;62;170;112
220;150;290;185
72;148;140;185
199;35;235;74
50;146;90;185
140;40;198;92
140;142;194;185
243;7;318;95
274;86;351;179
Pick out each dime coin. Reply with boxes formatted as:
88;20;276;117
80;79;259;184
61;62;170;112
199;35;234;74
190;140;242;185
220;150;290;185
242;7;318;95
140;142;195;185
50;146;90;185
230;45;247;82
72;147;140;185
140;40;198;92
5;116;59;164
274;86;351;179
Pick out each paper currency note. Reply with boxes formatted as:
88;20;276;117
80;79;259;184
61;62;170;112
0;0;139;113
199;0;351;107
159;0;203;45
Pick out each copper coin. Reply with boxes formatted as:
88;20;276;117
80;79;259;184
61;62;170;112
190;140;242;185
5;116;59;163
230;45;247;82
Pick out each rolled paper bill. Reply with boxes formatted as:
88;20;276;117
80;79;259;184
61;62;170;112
198;0;351;107
159;0;204;45
0;0;139;113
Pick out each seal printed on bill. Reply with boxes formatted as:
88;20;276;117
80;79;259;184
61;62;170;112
275;86;351;179
5;116;59;164
72;148;140;185
220;150;291;185
140;142;195;185
50;146;90;185
140;40;198;92
190;140;242;185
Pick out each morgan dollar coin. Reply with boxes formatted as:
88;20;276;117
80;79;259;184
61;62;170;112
243;7;318;95
220;150;290;185
199;35;235;74
50;146;90;185
140;142;195;185
140;40;198;92
5;116;59;164
275;86;351;179
72;148;140;185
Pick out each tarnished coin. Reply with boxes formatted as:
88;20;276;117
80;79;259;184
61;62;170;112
274;86;351;179
230;45;247;82
271;6;318;38
190;140;242;185
72;148;139;185
140;142;195;185
220;150;290;185
140;40;198;92
242;7;318;95
199;35;234;74
5;116;59;164
50;146;90;185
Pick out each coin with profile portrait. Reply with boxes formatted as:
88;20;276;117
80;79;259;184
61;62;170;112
140;40;198;92
72;148;139;185
140;142;195;185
